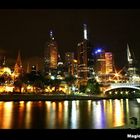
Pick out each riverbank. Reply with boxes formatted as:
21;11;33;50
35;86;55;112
0;93;139;101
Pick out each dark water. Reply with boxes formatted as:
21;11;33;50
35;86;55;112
0;99;140;129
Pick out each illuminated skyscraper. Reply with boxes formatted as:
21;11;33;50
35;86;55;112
105;52;113;74
44;30;58;74
77;41;88;84
65;52;74;65
77;24;93;85
94;49;114;75
65;52;74;75
64;52;78;77
95;49;106;75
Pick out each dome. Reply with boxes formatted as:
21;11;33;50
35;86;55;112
0;67;12;76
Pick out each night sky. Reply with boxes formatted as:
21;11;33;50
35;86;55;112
0;9;140;71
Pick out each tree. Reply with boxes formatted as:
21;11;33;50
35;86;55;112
65;75;76;86
22;71;45;93
14;78;23;93
85;78;101;94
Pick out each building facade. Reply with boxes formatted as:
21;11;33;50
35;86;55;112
44;30;58;75
77;24;93;86
105;52;114;74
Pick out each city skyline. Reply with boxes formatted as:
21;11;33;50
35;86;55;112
0;9;140;70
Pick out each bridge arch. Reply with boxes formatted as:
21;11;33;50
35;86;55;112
104;86;140;94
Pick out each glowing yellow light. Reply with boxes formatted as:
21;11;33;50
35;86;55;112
25;102;32;128
73;59;77;63
93;101;104;128
71;101;79;128
5;86;14;92
2;102;13;128
0;86;5;92
113;99;124;127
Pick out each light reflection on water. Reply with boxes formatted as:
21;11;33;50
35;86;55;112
0;99;139;129
2;102;13;129
113;99;124;127
71;101;79;129
25;101;32;129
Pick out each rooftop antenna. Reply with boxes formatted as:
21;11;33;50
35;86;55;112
2;56;6;66
50;30;54;40
83;24;88;40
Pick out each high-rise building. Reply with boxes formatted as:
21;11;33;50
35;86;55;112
94;49;115;83
65;52;74;65
65;52;75;75
71;59;78;77
77;41;88;83
94;50;114;74
77;24;93;86
95;49;106;75
105;52;113;74
44;30;58;74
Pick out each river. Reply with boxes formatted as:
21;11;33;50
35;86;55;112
0;99;139;129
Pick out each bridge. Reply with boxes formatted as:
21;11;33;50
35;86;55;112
104;82;140;93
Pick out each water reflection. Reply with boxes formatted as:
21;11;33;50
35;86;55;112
71;101;79;129
0;99;140;129
64;101;68;128
92;101;106;129
113;99;124;127
25;101;32;129
2;102;13;129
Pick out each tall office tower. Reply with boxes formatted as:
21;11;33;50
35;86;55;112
65;52;74;75
14;51;23;78
105;52;114;74
57;53;64;76
65;52;74;65
77;24;93;85
94;49;106;75
71;59;78;77
44;30;58;75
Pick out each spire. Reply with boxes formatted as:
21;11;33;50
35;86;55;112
36;63;39;72
2;56;6;66
49;30;54;40
127;44;133;64
16;50;22;67
83;24;88;40
14;50;23;76
27;62;30;73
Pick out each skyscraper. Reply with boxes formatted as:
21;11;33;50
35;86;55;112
65;52;74;75
77;24;93;86
95;49;106;75
94;49;115;83
44;30;58;75
105;52;113;74
65;52;74;65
